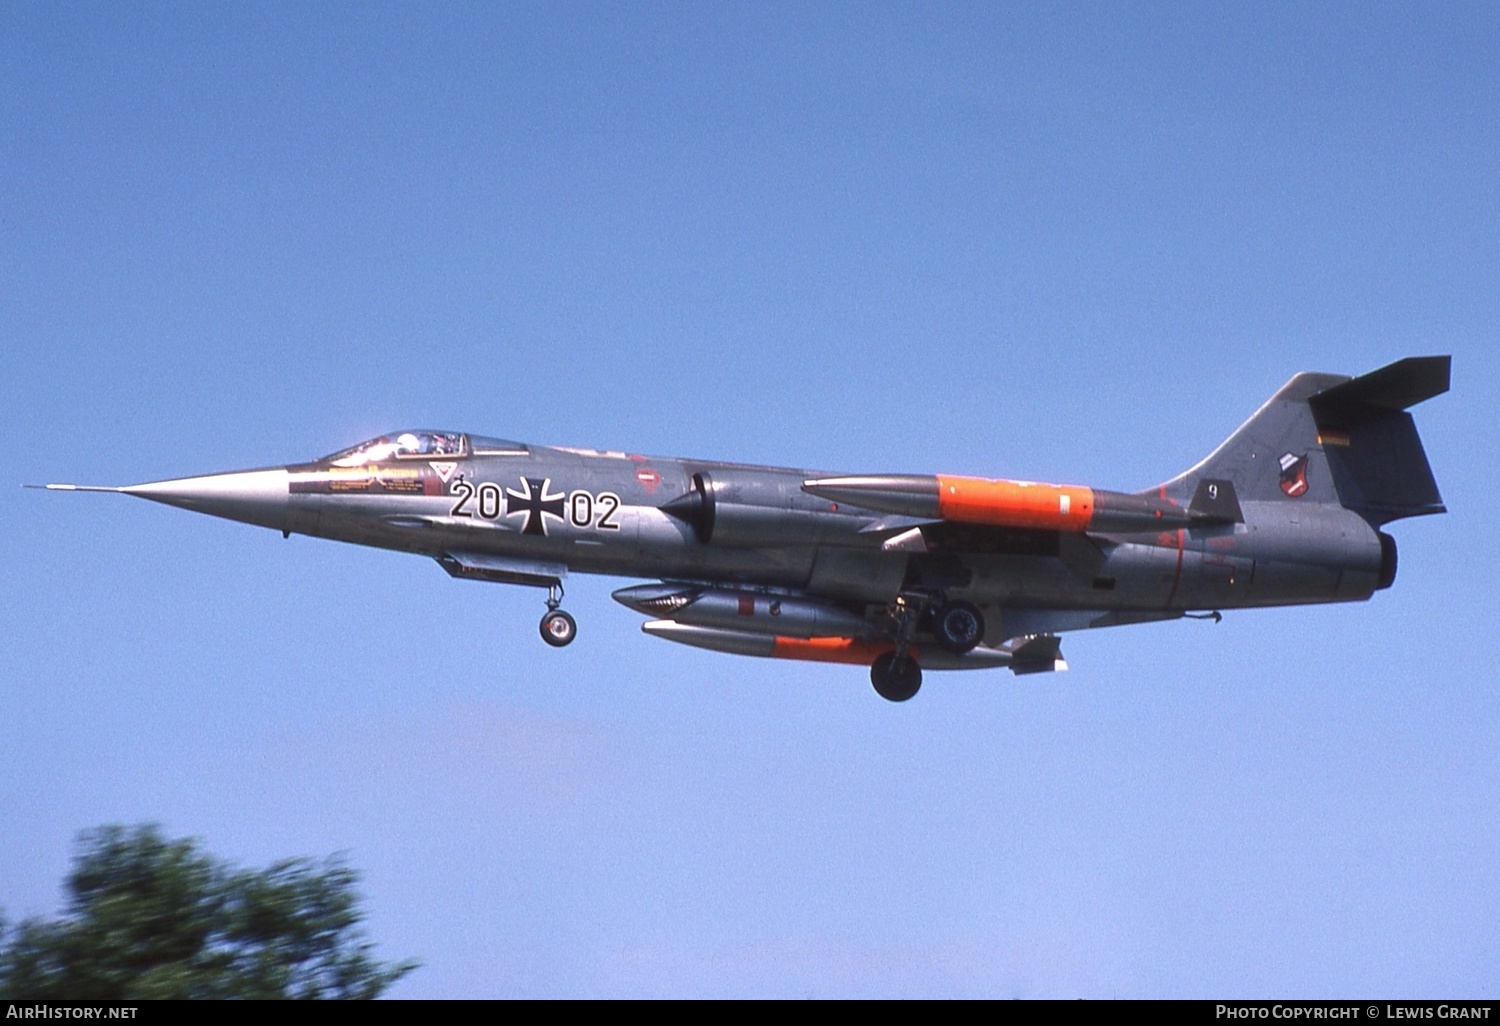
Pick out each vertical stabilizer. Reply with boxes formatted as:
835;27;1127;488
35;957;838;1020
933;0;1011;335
1153;357;1449;525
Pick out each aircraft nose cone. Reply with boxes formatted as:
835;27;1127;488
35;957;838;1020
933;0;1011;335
123;468;290;533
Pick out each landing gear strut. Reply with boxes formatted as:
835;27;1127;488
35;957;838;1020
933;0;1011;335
539;582;577;648
866;594;988;700
870;593;926;702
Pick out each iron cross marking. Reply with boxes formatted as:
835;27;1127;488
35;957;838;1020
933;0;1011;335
506;477;566;536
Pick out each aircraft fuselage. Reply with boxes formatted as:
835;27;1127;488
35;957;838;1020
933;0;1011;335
37;356;1447;701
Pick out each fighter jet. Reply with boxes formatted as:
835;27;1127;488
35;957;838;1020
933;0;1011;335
34;356;1449;701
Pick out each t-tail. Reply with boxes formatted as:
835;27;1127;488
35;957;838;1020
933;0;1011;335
1152;356;1449;599
1156;356;1449;522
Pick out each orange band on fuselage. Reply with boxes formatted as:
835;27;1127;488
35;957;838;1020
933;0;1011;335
771;637;906;665
935;476;1095;532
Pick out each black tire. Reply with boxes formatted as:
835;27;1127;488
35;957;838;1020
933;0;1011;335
539;609;577;648
870;652;922;702
933;600;985;654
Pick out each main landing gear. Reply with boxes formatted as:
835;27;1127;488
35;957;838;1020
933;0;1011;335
539;582;577;648
869;594;987;702
932;599;984;654
871;593;925;702
871;651;922;702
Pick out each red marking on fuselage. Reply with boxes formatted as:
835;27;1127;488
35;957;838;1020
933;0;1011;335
1154;485;1187;607
1164;528;1185;608
636;467;661;492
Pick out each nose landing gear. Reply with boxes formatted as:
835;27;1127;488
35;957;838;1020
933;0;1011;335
539;582;577;648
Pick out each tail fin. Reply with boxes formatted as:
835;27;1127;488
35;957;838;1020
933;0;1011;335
1154;356;1449;526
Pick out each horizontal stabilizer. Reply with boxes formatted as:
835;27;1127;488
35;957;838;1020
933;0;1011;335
1310;356;1451;415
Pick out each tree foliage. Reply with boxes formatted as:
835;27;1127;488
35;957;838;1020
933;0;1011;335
0;825;416;999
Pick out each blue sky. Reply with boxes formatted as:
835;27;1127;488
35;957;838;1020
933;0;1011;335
2;3;1496;997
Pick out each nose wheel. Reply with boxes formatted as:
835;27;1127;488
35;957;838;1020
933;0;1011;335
539;582;577;648
540;609;577;647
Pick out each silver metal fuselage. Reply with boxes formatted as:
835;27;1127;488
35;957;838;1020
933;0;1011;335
38;357;1446;694
120;440;1387;648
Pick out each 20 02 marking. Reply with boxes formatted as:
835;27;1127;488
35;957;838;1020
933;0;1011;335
449;479;620;531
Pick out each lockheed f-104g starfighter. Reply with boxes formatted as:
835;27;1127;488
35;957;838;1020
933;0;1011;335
35;356;1449;701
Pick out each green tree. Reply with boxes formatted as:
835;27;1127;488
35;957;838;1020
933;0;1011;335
0;825;416;999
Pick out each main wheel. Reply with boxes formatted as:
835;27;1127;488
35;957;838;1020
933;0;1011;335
933;600;985;654
540;609;577;648
870;652;922;702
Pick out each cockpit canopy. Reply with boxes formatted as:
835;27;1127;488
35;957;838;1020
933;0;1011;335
320;430;526;466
